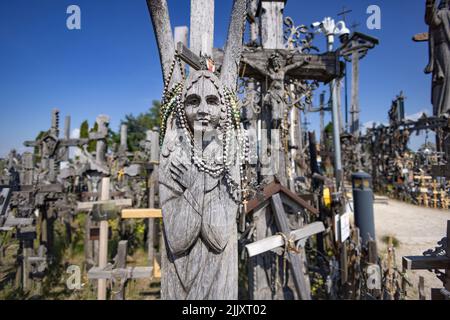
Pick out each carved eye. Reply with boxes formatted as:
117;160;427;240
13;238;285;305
206;95;219;106
185;95;200;107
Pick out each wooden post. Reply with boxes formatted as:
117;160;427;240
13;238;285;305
120;125;128;150
174;26;189;71
350;47;360;136
260;0;286;49
97;177;110;300
22;241;32;291
340;241;348;286
445;220;450;296
248;0;259;43
148;130;159;268
337;78;344;133
320;92;325;144
113;241;128;300
368;240;377;264
63;116;71;161
248;206;271;300
146;0;182;86
190;0;214;57
419;276;426;300
271;194;312;300
220;0;247;89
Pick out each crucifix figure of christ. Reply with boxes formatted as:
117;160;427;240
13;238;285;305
219;0;341;189
147;0;247;300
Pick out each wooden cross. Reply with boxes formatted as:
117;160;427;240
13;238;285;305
121;208;162;279
337;6;352;23
246;220;325;258
245;184;323;300
403;220;450;300
431;135;450;179
340;32;379;136
87;240;153;300
76;177;132;300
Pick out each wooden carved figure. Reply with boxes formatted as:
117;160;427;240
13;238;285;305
148;0;248;300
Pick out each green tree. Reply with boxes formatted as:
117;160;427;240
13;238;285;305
34;131;46;162
120;100;161;151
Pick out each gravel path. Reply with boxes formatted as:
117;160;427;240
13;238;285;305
374;199;450;300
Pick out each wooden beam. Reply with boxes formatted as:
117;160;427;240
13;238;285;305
146;0;182;85
245;222;325;257
271;193;311;300
260;0;286;49
413;32;429;42
213;48;341;83
121;209;162;219
246;182;319;215
177;42;203;70
153;254;161;279
76;199;132;211
88;267;153;280
113;240;128;300
220;0;247;90
402;256;450;271
190;0;214;57
97;177;110;300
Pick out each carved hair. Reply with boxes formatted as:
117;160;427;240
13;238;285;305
183;70;225;106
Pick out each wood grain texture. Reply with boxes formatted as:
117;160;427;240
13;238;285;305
246;181;319;215
190;0;214;56
271;194;311;300
97;177;110;300
245;222;325;257
260;1;285;49
220;0;247;90
121;209;162;219
146;0;182;86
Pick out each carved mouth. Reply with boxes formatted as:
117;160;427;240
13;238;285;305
198;119;210;126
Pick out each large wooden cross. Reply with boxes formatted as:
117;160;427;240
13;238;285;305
245;182;323;300
340;32;379;136
76;177;132;300
432;135;450;179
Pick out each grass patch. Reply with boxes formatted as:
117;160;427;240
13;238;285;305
381;235;400;248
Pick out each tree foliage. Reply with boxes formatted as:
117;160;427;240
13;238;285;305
120;100;161;151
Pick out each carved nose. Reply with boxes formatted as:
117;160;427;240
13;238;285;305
198;101;210;118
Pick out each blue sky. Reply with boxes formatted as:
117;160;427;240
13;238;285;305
0;0;433;156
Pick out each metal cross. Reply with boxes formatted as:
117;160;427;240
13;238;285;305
350;21;361;32
338;6;352;23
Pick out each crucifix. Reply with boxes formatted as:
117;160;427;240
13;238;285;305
337;6;352;24
339;32;379;137
227;0;341;188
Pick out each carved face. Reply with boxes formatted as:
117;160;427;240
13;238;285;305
184;71;223;137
